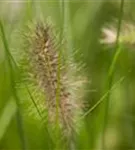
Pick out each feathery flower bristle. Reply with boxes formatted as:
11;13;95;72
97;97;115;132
25;21;86;140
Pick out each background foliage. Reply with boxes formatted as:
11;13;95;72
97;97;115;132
0;0;135;150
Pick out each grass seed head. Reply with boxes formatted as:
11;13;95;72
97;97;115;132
24;20;87;142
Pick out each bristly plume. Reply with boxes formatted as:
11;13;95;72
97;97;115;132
24;21;86;144
100;21;135;49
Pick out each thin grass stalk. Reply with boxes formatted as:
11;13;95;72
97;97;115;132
61;1;76;149
102;0;125;149
24;0;34;21
25;84;53;150
63;1;73;57
54;1;68;149
81;76;125;119
55;30;62;150
0;20;27;150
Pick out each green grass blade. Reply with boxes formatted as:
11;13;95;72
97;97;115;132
102;0;125;149
0;100;17;141
0;20;27;150
80;76;125;120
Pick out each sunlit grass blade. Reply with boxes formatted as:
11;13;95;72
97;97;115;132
0;100;17;141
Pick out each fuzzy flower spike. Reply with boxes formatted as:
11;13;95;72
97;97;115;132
25;21;86;144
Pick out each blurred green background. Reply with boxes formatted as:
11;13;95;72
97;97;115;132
0;0;135;150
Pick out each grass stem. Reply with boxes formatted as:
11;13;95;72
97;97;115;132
102;0;125;149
